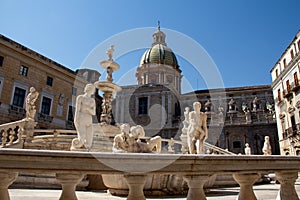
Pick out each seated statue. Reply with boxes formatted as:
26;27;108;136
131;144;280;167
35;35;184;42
113;124;161;153
71;84;96;151
187;102;208;154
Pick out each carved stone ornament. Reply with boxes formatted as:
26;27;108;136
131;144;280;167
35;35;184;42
279;113;285;119
288;106;295;113
296;100;300;109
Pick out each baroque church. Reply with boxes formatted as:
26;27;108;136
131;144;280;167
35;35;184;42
113;25;280;155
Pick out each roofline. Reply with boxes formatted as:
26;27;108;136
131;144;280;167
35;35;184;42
0;34;77;75
270;29;300;73
183;84;271;95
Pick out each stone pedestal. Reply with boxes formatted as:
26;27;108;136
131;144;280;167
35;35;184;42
124;174;147;200
233;173;260;200
56;173;84;200
0;171;18;200
183;174;211;200
275;171;299;200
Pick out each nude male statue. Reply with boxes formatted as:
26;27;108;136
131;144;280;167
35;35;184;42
25;87;39;119
187;102;208;154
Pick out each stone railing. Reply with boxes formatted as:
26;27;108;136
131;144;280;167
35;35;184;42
0;148;299;200
26;129;77;150
0;119;37;148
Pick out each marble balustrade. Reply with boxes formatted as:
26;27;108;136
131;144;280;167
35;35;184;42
0;149;299;200
0;119;37;148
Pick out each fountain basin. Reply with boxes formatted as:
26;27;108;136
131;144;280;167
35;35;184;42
102;174;216;196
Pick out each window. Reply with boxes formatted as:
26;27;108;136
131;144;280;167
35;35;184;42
72;87;77;96
12;87;26;107
233;141;241;149
298;40;300;52
291;115;296;132
19;65;28;76
138;97;148;115
275;69;278;78
283;59;287;68
41;96;52;115
291;49;294;59
67;105;75;121
294;72;299;86
46;76;53;86
0;56;3;66
278;89;281;101
286;80;291;93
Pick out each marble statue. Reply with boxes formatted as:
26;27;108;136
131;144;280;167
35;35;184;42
244;143;251;155
217;104;224;123
181;107;190;135
242;102;251;123
187;102;208;154
228;98;236;111
71;84;96;151
262;136;272;155
57;93;65;116
113;123;161;153
204;99;213;112
253;96;259;111
25;87;39;120
106;45;114;61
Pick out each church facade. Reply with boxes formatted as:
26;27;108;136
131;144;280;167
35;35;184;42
114;26;279;155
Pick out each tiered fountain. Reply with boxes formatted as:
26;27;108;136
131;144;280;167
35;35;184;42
88;45;122;152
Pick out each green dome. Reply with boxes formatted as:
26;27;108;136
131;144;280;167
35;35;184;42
140;44;180;70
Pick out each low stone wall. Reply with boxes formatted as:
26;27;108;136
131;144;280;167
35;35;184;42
0;149;299;200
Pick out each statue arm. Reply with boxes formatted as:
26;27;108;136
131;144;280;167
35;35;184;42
74;95;82;127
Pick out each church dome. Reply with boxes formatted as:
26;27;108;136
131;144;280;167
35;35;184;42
140;44;179;69
139;23;180;71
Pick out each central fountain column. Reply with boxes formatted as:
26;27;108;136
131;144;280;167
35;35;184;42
95;45;122;125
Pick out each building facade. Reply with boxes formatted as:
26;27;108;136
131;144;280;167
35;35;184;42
0;34;100;129
115;27;279;155
270;30;300;155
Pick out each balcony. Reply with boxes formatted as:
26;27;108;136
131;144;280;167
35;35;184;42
65;120;75;130
0;149;299;200
8;105;25;118
37;113;53;123
283;89;293;98
292;81;300;92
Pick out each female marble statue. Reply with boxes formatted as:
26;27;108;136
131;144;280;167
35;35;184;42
187;102;208;154
262;136;272;155
71;84;96;150
244;143;251;155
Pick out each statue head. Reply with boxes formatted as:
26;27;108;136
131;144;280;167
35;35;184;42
264;136;270;142
29;87;36;93
84;84;96;95
120;123;130;135
193;102;201;112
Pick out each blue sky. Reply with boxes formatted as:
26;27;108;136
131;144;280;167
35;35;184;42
1;0;299;92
